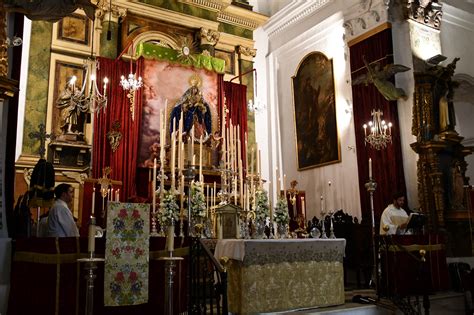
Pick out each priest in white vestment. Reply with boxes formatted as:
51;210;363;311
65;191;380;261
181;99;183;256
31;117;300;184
379;192;409;235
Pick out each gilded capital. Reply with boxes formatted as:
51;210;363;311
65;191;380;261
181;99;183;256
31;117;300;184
407;0;443;29
95;0;127;22
237;45;256;57
200;28;220;46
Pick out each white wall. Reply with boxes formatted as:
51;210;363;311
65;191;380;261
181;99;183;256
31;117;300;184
441;3;474;182
255;0;362;220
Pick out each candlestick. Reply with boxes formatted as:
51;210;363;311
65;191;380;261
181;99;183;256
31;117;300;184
369;158;372;179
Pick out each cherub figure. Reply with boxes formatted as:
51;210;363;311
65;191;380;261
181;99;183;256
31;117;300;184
352;56;410;101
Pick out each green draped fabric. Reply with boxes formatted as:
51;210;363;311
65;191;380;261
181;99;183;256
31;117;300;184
136;42;225;74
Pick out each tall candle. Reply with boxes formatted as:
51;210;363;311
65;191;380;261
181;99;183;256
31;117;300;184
269;181;273;223
191;127;195;164
320;195;325;214
166;224;174;252
206;184;209;217
116;189;120;202
276;168;280;196
369;158;372;179
171;131;176;190
180;175;185;217
199;135;203;182
301;196;306;221
88;216;96;253
111;188;114;202
92;187;96;215
257;149;261;176
178;111;183;172
153;158;157;213
213;182;217;208
283;174;287;198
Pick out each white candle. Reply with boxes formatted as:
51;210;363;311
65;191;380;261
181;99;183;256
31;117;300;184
283;174;287;198
88;216;95;253
369;158;372;179
320;195;325;214
199;135;203;182
191;127;195;164
276;168;280;196
166;224;174;252
116;189;119;202
92;187;96;215
153;158;157;213
206;184;209;217
213;182;217;208
111;188;114;202
171;130;176;190
301;197;306;220
257;149;261;176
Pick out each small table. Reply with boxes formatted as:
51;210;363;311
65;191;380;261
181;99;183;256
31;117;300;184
214;238;346;314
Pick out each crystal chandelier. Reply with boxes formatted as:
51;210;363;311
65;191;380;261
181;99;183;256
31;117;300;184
120;60;142;121
363;109;392;150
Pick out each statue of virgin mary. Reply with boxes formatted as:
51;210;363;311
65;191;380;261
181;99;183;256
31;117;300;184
169;74;212;140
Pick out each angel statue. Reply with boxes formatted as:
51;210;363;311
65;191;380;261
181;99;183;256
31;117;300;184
352;56;410;101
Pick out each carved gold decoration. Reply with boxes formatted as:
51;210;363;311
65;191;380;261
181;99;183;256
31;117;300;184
407;0;443;29
237;45;256;57
200;28;220;46
107;121;122;153
0;2;7;78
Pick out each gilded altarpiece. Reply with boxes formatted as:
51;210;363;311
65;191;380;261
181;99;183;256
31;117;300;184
411;72;473;256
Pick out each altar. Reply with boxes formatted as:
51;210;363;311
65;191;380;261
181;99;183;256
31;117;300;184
214;239;346;314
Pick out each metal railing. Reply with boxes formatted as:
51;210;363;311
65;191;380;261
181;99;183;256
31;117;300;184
188;238;228;314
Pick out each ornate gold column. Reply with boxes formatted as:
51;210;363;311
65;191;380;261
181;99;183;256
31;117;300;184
0;2;18;100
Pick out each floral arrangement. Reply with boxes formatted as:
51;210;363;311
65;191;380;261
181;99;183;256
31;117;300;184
159;189;179;226
274;197;289;225
254;188;270;222
190;181;207;218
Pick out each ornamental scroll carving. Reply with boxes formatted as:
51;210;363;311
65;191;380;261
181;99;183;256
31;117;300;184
237;45;256;57
200;28;220;46
407;0;443;29
0;2;7;78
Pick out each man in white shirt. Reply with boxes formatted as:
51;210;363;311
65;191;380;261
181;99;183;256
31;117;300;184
379;192;409;235
47;183;79;237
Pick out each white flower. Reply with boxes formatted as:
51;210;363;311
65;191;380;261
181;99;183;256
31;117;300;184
254;189;269;221
159;189;179;225
274;197;289;225
190;181;206;218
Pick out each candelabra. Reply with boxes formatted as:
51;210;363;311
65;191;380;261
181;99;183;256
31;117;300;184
363;109;392;150
120;59;143;121
365;177;378;294
159;252;183;315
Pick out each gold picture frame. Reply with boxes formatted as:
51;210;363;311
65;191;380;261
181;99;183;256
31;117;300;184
292;52;340;170
57;13;90;45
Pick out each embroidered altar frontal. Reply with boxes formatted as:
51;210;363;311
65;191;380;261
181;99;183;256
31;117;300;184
214;239;346;314
105;202;150;306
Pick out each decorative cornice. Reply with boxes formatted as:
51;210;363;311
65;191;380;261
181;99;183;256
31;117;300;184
237;45;256;57
178;0;231;12
407;0;443;30
263;0;331;38
200;28;220;46
343;0;389;43
62;171;89;184
95;0;127;21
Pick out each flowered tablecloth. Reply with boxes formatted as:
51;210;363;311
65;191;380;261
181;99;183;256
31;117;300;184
214;239;346;314
104;202;150;306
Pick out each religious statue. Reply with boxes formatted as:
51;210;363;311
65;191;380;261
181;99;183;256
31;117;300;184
352;56;410;101
451;161;465;210
169;74;212;140
427;57;460;133
56;77;89;136
143;140;160;168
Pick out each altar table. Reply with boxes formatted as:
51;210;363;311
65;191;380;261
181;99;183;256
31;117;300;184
214;239;346;314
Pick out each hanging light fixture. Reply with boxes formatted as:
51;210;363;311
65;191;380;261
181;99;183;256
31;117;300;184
120;56;142;121
60;59;109;117
363;109;392;150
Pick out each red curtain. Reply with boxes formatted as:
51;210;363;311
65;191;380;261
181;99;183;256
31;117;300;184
224;81;248;170
350;28;407;225
93;57;144;200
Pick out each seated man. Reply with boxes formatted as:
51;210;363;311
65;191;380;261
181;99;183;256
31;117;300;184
379;191;409;235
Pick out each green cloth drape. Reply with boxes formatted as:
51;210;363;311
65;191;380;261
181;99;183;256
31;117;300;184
136;42;225;74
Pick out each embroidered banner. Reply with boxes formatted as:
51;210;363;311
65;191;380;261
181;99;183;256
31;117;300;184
104;202;150;306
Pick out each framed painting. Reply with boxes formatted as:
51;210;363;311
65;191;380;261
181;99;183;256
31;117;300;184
292;52;340;170
214;49;235;75
57;13;90;45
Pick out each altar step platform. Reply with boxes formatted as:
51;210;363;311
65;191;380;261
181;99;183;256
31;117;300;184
243;290;466;315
